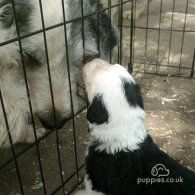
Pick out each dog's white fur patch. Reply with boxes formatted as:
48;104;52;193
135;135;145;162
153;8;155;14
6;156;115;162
74;175;105;195
84;59;147;154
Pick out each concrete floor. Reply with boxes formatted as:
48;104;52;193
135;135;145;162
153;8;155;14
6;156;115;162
0;0;195;194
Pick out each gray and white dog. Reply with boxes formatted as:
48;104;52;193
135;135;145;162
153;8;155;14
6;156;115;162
0;0;118;147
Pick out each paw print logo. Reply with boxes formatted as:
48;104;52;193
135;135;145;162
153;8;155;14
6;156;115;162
151;164;170;177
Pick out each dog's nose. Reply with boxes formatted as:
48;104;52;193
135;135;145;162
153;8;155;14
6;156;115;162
39;111;67;130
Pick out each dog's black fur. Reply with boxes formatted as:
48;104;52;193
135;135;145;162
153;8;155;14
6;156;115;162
86;95;109;125
122;78;144;109
86;135;195;195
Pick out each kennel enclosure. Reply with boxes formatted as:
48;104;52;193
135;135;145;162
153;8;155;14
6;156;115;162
0;0;194;194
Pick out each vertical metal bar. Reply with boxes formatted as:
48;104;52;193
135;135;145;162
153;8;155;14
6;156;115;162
144;0;150;72
178;0;189;76
0;89;24;194
190;47;195;78
167;0;176;65
119;0;123;64
38;1;65;194
108;0;112;63
117;0;120;63
128;0;134;73
156;0;163;73
80;0;86;64
132;0;136;65
10;0;47;194
97;0;100;58
61;0;79;182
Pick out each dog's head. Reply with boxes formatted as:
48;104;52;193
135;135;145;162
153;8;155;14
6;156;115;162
0;0;119;130
83;59;144;127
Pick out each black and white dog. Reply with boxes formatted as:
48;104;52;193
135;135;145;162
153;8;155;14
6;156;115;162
0;0;118;147
75;59;195;195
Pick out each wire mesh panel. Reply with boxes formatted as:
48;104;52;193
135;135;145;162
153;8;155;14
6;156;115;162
0;0;129;194
131;0;195;78
0;0;194;195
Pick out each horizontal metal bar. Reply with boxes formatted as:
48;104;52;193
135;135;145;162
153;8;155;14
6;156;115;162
50;164;85;195
123;25;195;33
133;61;194;70
0;0;132;47
0;105;87;169
66;178;84;195
134;70;194;79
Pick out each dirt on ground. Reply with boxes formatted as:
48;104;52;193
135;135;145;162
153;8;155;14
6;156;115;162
0;74;194;195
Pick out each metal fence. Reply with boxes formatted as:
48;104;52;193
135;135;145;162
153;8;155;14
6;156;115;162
0;0;194;195
131;0;195;78
0;0;131;194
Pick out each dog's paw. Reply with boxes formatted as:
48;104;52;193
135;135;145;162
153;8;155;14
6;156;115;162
25;128;46;143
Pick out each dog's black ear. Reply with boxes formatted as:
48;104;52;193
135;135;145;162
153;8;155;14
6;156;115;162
134;84;144;109
122;79;144;109
87;95;109;125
